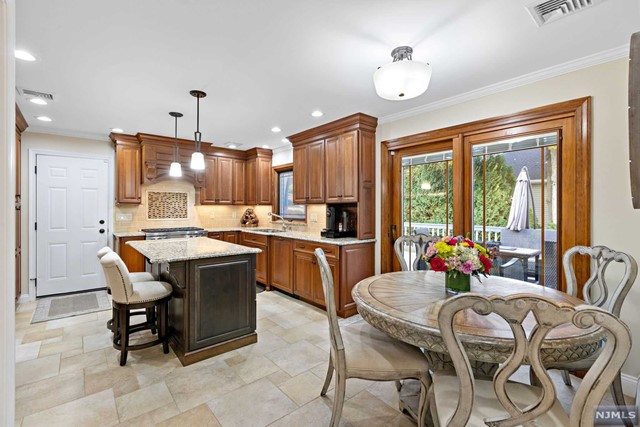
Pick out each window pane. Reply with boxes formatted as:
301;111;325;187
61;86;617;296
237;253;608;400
279;171;306;220
471;133;559;289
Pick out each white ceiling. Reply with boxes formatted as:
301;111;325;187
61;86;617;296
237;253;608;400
15;0;640;149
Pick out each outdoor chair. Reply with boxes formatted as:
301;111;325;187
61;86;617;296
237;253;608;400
394;234;437;271
544;245;637;410
430;293;631;426
315;248;431;427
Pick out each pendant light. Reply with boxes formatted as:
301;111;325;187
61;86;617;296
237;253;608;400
169;111;183;177
190;89;206;170
373;46;432;101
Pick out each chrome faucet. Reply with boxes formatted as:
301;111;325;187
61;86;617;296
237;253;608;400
268;212;289;231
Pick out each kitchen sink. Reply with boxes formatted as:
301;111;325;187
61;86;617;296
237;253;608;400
256;228;287;233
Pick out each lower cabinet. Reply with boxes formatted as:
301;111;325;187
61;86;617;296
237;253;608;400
115;235;146;272
269;237;293;293
208;231;239;243
240;232;269;285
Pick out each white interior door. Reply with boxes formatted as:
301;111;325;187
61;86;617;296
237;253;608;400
36;154;109;296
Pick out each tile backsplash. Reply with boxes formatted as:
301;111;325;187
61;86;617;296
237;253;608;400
113;180;328;233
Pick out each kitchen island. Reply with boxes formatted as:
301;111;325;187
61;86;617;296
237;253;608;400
128;237;261;366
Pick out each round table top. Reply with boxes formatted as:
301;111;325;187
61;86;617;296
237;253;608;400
352;271;604;364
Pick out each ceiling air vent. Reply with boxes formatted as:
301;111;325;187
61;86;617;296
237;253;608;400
16;87;55;102
526;0;608;27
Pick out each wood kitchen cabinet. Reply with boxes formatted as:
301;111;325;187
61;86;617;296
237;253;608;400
232;159;245;204
209;231;239;243
288;113;377;239
269;236;293;293
115;235;146;272
113;135;142;204
293;139;325;204
240;232;269;284
201;156;234;204
245;149;272;205
325;130;358;203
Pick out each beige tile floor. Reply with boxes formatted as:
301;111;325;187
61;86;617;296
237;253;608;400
14;290;617;427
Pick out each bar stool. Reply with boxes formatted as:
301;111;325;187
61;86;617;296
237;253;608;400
96;247;157;332
99;252;172;366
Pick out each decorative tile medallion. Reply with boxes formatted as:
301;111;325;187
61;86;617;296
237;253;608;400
148;191;188;219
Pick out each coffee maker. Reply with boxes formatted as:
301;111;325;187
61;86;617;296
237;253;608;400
321;206;356;238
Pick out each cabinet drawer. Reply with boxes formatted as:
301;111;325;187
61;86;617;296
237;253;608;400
293;240;338;259
241;232;269;246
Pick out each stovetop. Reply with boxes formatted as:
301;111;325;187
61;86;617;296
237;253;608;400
141;227;205;233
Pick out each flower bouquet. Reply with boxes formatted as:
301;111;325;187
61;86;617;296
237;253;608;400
424;236;495;294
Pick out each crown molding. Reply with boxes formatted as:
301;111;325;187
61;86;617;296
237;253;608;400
379;44;630;124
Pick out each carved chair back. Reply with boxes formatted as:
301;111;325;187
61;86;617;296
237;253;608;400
394;234;438;271
99;252;134;304
563;245;638;317
438;293;631;426
315;249;345;363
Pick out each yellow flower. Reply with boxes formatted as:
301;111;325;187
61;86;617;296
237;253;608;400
435;241;454;258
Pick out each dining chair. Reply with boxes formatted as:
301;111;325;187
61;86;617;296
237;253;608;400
430;293;631;426
394;234;437;271
314;248;431;427
99;252;173;365
548;245;637;408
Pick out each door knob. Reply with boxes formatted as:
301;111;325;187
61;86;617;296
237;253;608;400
99;229;105;234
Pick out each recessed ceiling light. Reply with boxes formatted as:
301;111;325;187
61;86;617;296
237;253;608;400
225;142;241;149
36;116;52;122
227;144;237;149
29;98;48;105
110;128;124;133
281;138;289;143
262;145;269;149
311;110;323;117
271;126;281;133
15;50;36;61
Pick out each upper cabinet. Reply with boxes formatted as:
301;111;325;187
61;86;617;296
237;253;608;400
293;139;325;204
113;134;142;204
245;149;272;205
110;133;271;206
288;113;378;240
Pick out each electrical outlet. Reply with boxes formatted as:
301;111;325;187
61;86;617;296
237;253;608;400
116;213;132;221
310;213;318;222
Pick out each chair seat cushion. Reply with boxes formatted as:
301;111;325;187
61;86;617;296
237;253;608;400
114;281;172;304
129;272;158;283
433;371;569;426
342;321;429;378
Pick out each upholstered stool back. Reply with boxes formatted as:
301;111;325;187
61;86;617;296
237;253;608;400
97;246;112;259
100;252;134;304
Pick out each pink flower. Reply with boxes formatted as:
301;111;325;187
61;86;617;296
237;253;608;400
449;238;458;245
426;244;437;258
460;261;475;275
442;236;452;243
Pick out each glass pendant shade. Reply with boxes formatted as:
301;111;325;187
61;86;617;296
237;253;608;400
373;46;431;101
169;161;182;177
191;151;205;170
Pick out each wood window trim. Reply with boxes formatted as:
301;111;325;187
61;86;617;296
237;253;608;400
272;163;308;223
381;97;590;294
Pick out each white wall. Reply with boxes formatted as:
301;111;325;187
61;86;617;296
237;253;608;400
376;58;640;383
1;0;16;424
19;132;114;296
272;146;293;166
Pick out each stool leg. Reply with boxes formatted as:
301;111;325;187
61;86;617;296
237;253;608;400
160;300;169;354
146;307;157;335
112;305;120;346
119;307;129;366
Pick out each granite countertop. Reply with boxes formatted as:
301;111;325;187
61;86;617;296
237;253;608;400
127;236;261;263
113;231;146;238
207;227;377;246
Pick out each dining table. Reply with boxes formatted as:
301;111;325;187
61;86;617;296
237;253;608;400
352;270;604;372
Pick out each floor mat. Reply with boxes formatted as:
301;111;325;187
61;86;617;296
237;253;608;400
31;290;111;323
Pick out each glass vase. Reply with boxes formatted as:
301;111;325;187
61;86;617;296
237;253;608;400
445;271;471;295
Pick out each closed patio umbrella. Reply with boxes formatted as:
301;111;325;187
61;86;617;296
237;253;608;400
506;166;537;231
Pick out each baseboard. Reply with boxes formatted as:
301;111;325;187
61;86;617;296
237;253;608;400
621;372;638;398
17;293;34;304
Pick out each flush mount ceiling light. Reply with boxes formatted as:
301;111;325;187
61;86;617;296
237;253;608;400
373;46;432;101
15;49;36;61
190;90;206;171
169;112;183;177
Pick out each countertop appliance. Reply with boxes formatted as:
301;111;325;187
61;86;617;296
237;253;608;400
321;206;356;238
142;226;207;240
